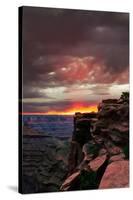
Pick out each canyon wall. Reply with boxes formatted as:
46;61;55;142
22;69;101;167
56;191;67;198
60;93;129;191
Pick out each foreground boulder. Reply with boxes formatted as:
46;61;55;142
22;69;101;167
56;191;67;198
60;154;109;191
99;160;129;189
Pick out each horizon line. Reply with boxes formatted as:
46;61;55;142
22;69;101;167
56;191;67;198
20;110;98;116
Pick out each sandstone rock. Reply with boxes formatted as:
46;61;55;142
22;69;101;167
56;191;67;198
89;155;107;172
60;171;80;191
99;160;129;189
102;99;118;104
108;146;123;155
109;153;125;163
98;106;119;120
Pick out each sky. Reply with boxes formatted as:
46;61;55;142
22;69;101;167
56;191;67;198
22;6;129;115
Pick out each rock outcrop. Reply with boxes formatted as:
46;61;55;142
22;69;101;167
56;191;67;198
67;112;96;175
60;93;129;191
99;160;129;189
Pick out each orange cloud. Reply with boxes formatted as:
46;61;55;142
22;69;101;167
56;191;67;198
22;104;98;115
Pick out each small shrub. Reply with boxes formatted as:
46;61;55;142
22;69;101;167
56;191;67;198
120;92;129;102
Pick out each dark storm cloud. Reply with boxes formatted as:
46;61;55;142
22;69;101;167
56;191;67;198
22;6;129;84
22;6;129;112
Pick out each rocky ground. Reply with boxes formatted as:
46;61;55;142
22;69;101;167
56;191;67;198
60;92;129;191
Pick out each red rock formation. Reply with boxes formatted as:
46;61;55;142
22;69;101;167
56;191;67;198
60;93;129;191
99;160;129;189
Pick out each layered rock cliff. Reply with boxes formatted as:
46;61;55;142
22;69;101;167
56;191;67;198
60;93;129;191
22;131;70;193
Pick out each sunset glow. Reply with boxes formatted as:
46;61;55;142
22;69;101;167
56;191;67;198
22;104;98;115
